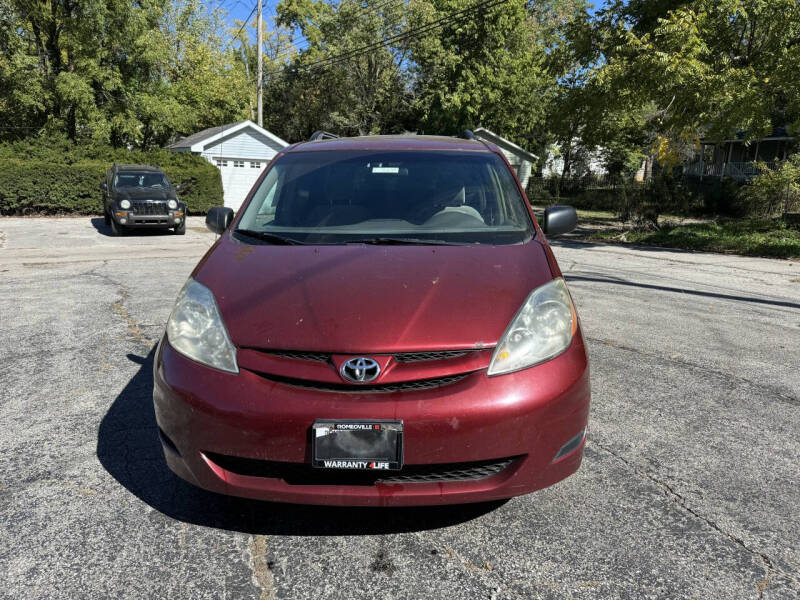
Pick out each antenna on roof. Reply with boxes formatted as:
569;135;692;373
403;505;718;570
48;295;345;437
309;130;339;141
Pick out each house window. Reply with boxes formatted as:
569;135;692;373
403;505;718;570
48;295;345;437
233;160;245;168
214;158;228;167
250;161;261;169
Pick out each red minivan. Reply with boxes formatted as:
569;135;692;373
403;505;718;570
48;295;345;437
153;133;590;506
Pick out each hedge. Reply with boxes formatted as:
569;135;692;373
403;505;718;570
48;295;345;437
0;140;223;215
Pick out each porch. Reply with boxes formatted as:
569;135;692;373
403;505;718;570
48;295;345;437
684;133;794;181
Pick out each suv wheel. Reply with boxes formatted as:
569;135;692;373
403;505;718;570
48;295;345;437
103;209;110;226
110;218;124;236
174;220;186;235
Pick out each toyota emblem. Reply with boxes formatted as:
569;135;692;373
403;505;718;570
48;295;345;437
340;357;381;383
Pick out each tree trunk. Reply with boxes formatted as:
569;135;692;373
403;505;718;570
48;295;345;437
67;105;76;140
644;154;654;181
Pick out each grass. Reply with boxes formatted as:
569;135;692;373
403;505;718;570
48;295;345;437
571;208;617;220
587;217;800;259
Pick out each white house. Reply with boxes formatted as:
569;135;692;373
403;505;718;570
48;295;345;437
541;141;608;178
168;121;289;211
473;127;538;188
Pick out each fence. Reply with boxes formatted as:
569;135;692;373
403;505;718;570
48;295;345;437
524;175;648;210
683;161;779;180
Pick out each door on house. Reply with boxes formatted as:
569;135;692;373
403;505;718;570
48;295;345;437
215;158;265;211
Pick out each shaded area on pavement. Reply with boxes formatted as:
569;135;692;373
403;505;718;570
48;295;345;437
566;274;800;310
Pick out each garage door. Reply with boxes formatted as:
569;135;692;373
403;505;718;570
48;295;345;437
215;159;265;211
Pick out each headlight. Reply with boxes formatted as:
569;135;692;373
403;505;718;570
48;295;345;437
119;199;131;209
166;278;238;373
168;199;178;210
487;278;577;376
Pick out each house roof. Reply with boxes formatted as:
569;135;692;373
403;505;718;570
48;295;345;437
699;125;796;144
473;127;538;161
167;121;289;152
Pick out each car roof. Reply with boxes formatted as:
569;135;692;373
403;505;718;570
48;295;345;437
285;135;497;154
114;164;164;172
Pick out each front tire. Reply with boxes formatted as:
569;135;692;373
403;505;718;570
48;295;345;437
174;220;186;235
103;209;110;225
110;218;124;236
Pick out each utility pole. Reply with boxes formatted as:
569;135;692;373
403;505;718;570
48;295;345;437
256;0;263;127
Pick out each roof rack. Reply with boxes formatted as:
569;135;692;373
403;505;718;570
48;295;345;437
309;130;339;141
459;129;476;140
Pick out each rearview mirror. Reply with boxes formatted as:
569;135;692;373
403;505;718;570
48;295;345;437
542;205;577;236
206;206;234;234
99;183;107;192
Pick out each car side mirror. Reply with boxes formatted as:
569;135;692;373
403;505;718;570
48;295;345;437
174;184;182;192
542;205;577;236
206;206;234;234
99;183;107;192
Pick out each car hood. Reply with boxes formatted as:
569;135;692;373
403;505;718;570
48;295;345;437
116;187;177;201
194;235;555;353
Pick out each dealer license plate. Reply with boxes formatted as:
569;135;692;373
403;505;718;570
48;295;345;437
312;420;403;470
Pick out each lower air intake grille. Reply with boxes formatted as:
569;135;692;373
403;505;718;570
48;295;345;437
256;372;469;393
204;452;517;486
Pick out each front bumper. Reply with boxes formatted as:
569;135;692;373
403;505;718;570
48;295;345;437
113;211;184;228
153;336;591;506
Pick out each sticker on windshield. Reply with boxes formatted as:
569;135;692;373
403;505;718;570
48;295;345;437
372;166;399;174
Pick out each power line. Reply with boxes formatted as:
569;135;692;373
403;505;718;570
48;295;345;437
232;0;293;49
232;3;257;44
267;0;399;58
270;0;509;76
307;0;508;71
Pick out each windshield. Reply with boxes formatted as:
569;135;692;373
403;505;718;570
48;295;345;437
236;150;533;245
115;172;168;188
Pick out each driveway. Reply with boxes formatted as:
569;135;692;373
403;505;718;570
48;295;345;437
1;217;798;599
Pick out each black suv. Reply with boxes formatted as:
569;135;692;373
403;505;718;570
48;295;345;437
101;164;186;235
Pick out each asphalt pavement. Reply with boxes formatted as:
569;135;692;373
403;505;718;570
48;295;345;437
1;216;798;599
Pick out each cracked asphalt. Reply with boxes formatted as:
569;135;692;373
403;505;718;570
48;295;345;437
1;216;799;599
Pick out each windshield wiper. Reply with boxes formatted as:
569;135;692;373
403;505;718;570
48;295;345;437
343;237;469;246
235;229;304;245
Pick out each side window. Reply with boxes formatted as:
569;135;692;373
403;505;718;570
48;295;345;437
234;160;245;168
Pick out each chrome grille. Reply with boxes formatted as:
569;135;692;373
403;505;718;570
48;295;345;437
131;200;168;215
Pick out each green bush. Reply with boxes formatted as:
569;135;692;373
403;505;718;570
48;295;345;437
739;155;800;217
0;161;104;214
0;137;223;215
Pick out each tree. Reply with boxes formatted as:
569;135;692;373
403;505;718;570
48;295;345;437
596;0;800;145
267;0;414;140
408;0;572;148
0;0;249;147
